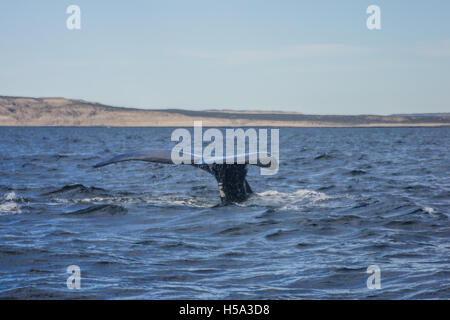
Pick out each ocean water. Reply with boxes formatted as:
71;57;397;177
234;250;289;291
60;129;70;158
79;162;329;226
0;126;448;299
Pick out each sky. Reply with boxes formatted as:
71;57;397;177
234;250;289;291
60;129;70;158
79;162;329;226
0;0;449;115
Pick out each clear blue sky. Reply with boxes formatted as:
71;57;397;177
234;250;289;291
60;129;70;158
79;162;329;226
1;0;449;114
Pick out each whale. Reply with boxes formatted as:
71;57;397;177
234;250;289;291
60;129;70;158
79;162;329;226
94;149;276;205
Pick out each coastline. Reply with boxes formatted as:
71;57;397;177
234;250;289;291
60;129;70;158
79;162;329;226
1;96;449;127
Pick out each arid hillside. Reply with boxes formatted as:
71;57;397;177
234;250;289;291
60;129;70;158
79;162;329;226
0;96;449;127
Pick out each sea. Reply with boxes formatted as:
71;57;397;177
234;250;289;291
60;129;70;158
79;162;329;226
0;126;448;299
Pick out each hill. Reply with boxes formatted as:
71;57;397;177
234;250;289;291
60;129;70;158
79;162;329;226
0;96;449;127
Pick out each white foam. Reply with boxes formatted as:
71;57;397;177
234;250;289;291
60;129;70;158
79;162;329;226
0;201;22;214
4;191;18;201
49;189;341;210
0;192;23;214
422;207;434;214
241;188;341;210
51;194;215;208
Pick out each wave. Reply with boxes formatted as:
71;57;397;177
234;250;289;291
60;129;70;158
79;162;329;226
41;184;107;197
65;204;127;216
0;191;22;214
348;169;367;176
314;153;334;160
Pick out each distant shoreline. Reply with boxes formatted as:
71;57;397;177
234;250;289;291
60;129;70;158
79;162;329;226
1;96;449;127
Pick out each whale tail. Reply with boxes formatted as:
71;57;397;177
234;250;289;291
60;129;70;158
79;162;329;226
94;149;275;204
194;163;252;204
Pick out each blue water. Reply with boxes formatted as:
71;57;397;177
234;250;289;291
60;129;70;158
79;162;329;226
0;127;449;299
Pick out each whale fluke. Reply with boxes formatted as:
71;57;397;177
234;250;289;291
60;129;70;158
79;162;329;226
93;150;174;168
94;149;275;204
